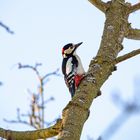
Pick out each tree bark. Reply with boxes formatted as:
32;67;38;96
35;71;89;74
57;0;133;140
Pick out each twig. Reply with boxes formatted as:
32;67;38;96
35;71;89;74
17;63;59;129
45;116;61;127
18;63;42;78
3;108;38;128
42;68;60;81
0;82;3;86
0;21;14;34
4;63;59;130
98;90;140;140
115;49;140;64
44;97;55;105
3;118;34;128
18;63;60;83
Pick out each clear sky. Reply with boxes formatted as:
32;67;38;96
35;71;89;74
0;0;140;140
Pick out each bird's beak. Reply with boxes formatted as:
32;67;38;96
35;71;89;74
75;42;83;48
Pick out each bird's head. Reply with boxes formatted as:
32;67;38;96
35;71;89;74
62;42;83;58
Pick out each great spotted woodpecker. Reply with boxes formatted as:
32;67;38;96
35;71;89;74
62;42;85;97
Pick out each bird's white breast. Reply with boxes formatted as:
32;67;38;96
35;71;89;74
75;55;85;75
65;55;85;76
66;57;73;75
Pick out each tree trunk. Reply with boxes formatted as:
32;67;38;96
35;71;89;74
57;0;130;139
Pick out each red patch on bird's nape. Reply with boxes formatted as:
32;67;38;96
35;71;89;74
62;48;64;55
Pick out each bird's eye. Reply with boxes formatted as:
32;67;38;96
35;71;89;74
70;46;73;49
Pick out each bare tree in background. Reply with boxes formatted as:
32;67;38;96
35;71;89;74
87;78;140;140
4;63;60;130
0;0;140;140
97;77;140;140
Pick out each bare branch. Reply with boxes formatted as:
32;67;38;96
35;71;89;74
0;119;62;140
18;63;42;78
18;63;60;83
98;87;140;140
0;21;14;34
0;82;3;86
129;2;140;13
3;118;34;128
42;68;60;81
88;0;109;13
115;48;140;64
44;96;55;104
16;63;60;129
3;108;38;129
125;27;140;40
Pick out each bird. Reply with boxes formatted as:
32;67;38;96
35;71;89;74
62;42;85;97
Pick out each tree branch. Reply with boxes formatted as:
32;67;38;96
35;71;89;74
0;119;62;140
125;27;140;40
115;49;140;64
0;81;3;86
42;68;60;81
0;21;14;34
18;63;42;78
129;2;140;13
88;0;109;13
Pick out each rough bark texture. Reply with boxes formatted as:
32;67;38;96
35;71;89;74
0;0;140;140
57;0;139;140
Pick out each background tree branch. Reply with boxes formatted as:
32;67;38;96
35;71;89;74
17;63;60;129
98;82;140;140
0;21;14;34
3;63;60;135
88;0;109;13
0;82;3;86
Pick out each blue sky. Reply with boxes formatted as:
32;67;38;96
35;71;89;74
0;0;140;139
